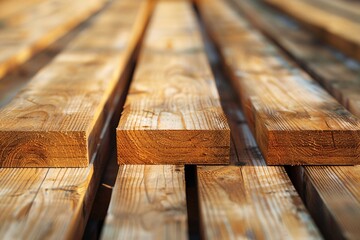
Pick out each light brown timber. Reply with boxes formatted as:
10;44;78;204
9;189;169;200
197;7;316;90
116;1;230;165
195;16;321;238
265;0;360;61
228;0;360;238
198;0;360;165
0;0;106;79
0;0;152;167
101;165;188;240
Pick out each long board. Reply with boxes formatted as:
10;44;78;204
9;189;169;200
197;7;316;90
194;15;321;237
101;165;188;240
0;0;152;238
229;0;360;238
0;0;152;167
265;0;360;61
0;0;106;79
116;1;230;165
198;0;360;165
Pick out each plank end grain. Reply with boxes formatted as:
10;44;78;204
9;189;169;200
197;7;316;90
261;129;360;165
0;130;88;167
117;129;230;165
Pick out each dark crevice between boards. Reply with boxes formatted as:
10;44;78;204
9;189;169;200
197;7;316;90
185;165;201;240
285;166;345;240
83;4;155;239
0;0;111;108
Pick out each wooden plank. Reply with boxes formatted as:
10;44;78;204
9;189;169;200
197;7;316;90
228;1;360;238
0;0;151;238
230;1;360;123
265;0;360;61
198;0;360;165
0;0;106;80
0;0;44;20
116;1;230;165
101;165;188;240
0;9;95;109
0;0;152;167
196;19;321;239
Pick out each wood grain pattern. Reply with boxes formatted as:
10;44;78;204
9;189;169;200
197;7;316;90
0;0;106;79
101;165;188;240
0;0;152;167
231;0;360;119
117;1;230;165
228;1;360;238
265;0;360;61
198;0;360;165
0;5;95;108
196;28;321;239
0;2;139;237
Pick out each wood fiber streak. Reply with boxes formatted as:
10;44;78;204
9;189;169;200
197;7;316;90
229;1;360;238
0;0;151;167
198;0;360;165
265;0;360;61
0;0;105;79
117;1;230;165
101;165;188;240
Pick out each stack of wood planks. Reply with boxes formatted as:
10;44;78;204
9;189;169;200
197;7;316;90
0;0;359;239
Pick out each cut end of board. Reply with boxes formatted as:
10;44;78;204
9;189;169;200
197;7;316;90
116;129;231;165
258;129;360;165
0;131;89;167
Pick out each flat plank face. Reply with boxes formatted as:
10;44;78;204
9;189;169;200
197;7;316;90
0;0;152;167
199;0;360;165
101;165;188;240
265;0;360;61
0;0;105;79
116;1;230;165
229;1;360;238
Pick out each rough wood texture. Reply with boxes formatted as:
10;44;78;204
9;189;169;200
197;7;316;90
0;9;96;108
196;22;321;239
229;1;360;238
0;0;105;79
265;0;360;61
101;165;188;240
230;0;360;119
0;0;152;167
0;0;149;237
117;1;230;165
199;0;360;165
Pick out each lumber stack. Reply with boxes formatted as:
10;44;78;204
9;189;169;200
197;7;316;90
0;0;359;239
0;0;106;79
199;0;360;165
230;0;360;237
0;0;152;167
265;0;360;61
116;1;230;164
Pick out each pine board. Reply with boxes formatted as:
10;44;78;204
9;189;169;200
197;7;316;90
0;0;152;167
116;1;230;165
0;0;105;79
265;0;360;61
101;165;188;240
198;0;360;165
228;0;360;238
196;21;321;238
